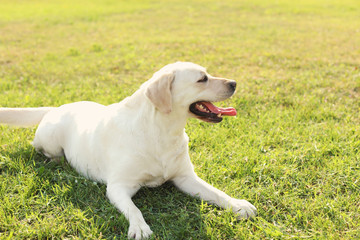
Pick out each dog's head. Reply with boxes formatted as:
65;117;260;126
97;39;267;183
144;62;237;123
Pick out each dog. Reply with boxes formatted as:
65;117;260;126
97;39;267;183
0;62;256;239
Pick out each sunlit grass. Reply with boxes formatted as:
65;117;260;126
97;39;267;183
1;0;359;239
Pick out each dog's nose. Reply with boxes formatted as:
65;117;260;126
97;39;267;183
228;81;237;91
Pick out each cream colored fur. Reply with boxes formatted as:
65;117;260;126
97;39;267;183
0;62;256;239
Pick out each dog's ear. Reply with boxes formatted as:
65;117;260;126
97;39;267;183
145;72;174;114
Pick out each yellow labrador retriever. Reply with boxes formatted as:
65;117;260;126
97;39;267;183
0;62;256;239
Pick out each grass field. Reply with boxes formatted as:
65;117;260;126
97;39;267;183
1;0;360;239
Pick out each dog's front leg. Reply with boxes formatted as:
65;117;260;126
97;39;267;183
106;183;153;240
173;174;257;219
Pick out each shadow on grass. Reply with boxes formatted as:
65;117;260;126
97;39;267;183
1;145;209;239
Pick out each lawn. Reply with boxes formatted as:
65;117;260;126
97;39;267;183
1;0;360;239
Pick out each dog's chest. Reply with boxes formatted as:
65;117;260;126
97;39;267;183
140;134;189;187
141;159;182;187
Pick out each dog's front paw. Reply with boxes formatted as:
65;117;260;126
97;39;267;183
128;222;153;240
230;198;257;219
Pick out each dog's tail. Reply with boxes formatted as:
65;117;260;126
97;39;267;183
0;107;55;127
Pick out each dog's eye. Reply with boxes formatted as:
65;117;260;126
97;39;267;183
197;75;208;83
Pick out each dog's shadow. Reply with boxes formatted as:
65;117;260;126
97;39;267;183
2;146;213;239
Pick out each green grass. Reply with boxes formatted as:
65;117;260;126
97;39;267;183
1;0;360;239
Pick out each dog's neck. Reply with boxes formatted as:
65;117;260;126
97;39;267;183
155;105;189;135
120;89;189;136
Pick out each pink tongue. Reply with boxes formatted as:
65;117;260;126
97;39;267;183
201;101;237;116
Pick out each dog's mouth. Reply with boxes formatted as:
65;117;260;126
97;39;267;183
189;101;237;123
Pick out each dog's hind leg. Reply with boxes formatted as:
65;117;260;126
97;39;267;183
32;138;64;163
32;124;64;162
